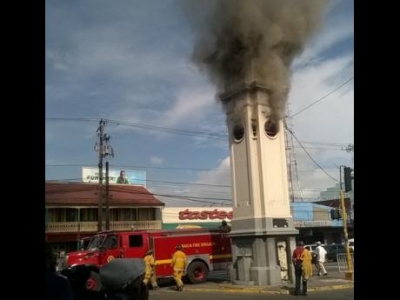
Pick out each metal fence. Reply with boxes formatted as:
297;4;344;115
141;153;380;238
336;253;354;272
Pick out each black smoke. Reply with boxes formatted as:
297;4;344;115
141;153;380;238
182;0;329;122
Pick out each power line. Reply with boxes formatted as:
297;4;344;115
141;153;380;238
289;77;354;118
46;117;351;148
46;177;231;188
46;163;231;172
46;117;228;140
286;127;339;182
284;107;304;202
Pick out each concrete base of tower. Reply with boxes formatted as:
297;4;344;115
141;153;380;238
230;216;299;237
228;217;298;286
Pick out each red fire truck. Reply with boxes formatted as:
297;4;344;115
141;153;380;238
61;228;232;290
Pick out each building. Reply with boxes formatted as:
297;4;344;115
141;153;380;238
161;203;347;245
312;198;354;237
45;182;164;252
291;202;346;244
45;181;351;253
319;182;354;213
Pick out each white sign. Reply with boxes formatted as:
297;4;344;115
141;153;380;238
82;167;146;186
162;207;233;224
293;220;339;227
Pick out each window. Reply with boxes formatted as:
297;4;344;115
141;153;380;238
137;208;155;220
80;208;97;221
66;209;77;222
112;208;136;221
129;235;143;248
103;235;118;249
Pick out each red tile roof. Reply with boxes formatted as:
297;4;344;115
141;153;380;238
46;182;165;207
313;198;352;211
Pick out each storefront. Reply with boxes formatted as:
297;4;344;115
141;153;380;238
162;203;348;244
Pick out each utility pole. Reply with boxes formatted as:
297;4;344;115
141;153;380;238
94;119;114;232
339;165;354;280
96;120;105;232
105;161;110;230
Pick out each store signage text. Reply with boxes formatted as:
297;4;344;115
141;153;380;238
178;209;233;220
181;242;215;248
294;220;333;227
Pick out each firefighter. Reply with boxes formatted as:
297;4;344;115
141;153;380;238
219;220;231;232
171;244;187;291
143;249;159;290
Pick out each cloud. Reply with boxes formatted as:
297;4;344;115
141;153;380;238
194;157;231;185
46;0;353;206
292;22;353;69
159;85;216;128
150;156;164;165
288;54;354;144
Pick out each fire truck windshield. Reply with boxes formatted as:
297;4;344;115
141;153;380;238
86;234;106;251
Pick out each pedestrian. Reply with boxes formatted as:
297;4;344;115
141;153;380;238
292;241;312;296
171;244;187;291
45;242;75;300
143;249;159;290
311;248;319;272
218;220;231;232
315;241;328;276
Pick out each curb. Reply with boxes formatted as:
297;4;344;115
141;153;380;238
309;283;354;291
184;283;354;294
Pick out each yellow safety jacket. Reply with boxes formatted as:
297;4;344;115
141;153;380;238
171;250;187;271
144;254;156;276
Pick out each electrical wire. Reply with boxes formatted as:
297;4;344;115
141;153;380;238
289;77;354;118
286;127;339;182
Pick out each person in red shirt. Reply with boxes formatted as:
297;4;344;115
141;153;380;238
292;241;312;296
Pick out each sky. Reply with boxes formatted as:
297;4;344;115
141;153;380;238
45;0;354;207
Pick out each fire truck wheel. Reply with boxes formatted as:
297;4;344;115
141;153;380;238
86;271;102;291
186;261;209;284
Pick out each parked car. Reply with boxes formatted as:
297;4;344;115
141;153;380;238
325;244;346;261
348;238;354;252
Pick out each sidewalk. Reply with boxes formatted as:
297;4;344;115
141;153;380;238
182;273;354;294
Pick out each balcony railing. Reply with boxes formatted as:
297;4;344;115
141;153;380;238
45;220;162;233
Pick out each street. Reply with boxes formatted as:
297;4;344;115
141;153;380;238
148;261;353;299
186;261;342;284
148;288;353;300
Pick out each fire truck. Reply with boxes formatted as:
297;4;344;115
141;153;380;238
60;228;232;290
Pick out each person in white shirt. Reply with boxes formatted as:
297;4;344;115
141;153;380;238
315;241;328;276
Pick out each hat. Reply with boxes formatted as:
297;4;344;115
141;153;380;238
316;241;321;245
146;249;153;255
100;258;145;290
297;241;304;246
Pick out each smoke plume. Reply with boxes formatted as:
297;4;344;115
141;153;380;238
182;0;329;122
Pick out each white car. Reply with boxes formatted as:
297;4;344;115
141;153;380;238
348;238;354;252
